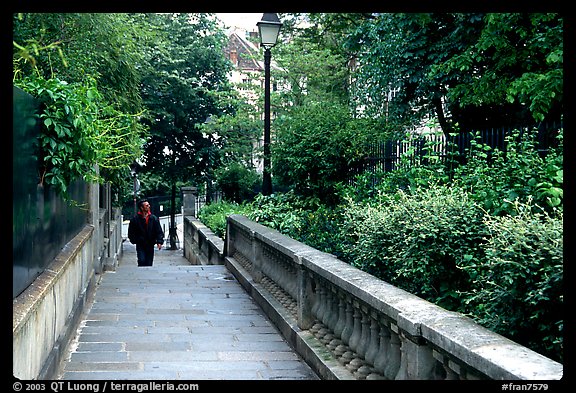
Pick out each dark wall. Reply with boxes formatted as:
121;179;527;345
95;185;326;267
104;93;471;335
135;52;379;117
13;86;88;298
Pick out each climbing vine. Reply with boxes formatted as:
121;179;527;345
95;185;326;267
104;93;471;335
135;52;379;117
14;74;146;199
13;15;147;201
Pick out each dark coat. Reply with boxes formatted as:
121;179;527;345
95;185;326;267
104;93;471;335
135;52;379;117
128;212;164;246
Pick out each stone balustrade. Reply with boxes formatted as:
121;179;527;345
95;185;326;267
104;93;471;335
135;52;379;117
223;214;563;381
183;216;225;265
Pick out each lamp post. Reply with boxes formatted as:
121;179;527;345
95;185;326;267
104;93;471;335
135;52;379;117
130;160;140;216
257;13;282;196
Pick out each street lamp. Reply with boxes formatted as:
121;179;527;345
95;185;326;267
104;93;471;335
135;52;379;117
130;160;140;216
257;13;282;196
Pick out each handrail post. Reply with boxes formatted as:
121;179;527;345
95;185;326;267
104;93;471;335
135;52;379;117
296;264;314;329
252;232;263;282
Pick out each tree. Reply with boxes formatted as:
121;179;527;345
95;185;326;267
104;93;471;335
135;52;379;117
346;13;563;135
434;13;563;126
277;13;365;108
136;13;233;248
13;13;147;198
13;13;145;114
272;100;365;204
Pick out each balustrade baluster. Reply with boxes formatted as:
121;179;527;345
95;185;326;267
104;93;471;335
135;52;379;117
327;287;340;330
310;275;320;318
340;296;354;345
365;314;386;380
309;278;324;336
285;261;296;297
316;283;327;323
319;285;334;344
274;254;284;292
316;282;331;341
333;293;346;338
348;303;362;354
357;306;370;358
445;363;459;380
321;285;333;327
352;306;373;379
333;294;350;359
395;334;408;380
324;287;340;349
364;311;380;365
337;297;356;366
372;317;391;377
384;327;402;380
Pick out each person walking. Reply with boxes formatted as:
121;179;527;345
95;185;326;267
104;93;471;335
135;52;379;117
128;199;165;266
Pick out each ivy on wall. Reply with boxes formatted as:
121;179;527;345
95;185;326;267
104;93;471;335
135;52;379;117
14;75;145;199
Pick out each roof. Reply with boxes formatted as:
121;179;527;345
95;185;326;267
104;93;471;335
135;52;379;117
225;29;262;71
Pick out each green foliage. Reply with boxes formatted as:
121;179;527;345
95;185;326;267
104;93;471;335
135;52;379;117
441;13;563;123
13;13;148;202
138;13;233;189
197;201;251;239
13;13;145;114
347;13;563;132
453;128;563;216
274;29;351;106
344;131;454;203
461;199;563;362
245;191;309;235
200;104;262;171
15;74;144;198
341;185;487;310
272;101;364;204
290;204;348;259
215;163;259;203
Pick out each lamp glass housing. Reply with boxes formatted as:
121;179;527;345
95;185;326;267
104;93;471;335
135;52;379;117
257;13;282;49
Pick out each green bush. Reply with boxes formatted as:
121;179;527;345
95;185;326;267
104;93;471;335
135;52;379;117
291;204;348;259
272;101;365;205
453;128;563;216
215;163;259;203
461;199;563;362
197;201;250;239
341;184;487;310
197;127;563;362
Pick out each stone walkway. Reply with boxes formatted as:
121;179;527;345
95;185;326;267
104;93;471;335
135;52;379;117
56;241;319;380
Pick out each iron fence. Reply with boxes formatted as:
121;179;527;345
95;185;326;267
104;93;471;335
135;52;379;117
352;122;562;181
194;191;222;217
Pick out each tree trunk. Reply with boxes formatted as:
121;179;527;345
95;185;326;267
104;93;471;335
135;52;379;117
432;96;453;139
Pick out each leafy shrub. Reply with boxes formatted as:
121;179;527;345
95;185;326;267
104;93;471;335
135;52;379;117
461;199;563;362
272;101;364;205
290;204;348;259
197;201;250;239
214;163;259;203
453;128;563;216
246;191;308;235
15;74;143;199
341;184;487;310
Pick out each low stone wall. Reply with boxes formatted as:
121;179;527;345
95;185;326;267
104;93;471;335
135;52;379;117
102;207;124;272
224;214;563;381
13;206;124;380
183;216;224;265
13;225;95;380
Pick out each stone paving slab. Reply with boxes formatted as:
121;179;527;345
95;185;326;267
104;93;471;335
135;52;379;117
57;242;319;381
